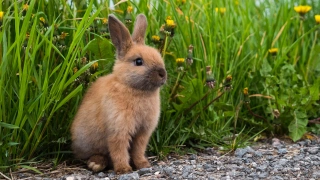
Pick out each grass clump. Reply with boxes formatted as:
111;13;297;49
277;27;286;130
0;0;319;171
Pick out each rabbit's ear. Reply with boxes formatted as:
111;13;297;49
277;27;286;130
132;14;147;45
108;14;133;59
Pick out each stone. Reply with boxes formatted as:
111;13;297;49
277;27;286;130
258;172;269;178
118;172;139;180
189;154;198;160
307;147;319;154
163;166;175;176
278;148;287;155
137;168;152;176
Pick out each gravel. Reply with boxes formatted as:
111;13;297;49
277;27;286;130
9;138;320;180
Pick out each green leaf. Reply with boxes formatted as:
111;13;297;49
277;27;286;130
288;110;308;142
84;37;113;60
54;85;83;111
259;58;272;77
309;79;319;101
0;122;19;129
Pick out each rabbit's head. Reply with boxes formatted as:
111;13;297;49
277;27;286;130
108;14;167;91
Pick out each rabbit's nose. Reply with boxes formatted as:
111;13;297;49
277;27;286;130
158;68;166;78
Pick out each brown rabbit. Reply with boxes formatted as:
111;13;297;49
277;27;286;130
70;14;167;174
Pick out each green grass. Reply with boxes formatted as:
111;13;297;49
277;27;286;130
0;0;319;171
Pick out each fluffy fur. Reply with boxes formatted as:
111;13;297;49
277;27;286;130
70;14;166;174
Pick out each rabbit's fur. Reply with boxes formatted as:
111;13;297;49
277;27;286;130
71;14;167;174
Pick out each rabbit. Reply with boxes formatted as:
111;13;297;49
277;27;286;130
70;14;167;174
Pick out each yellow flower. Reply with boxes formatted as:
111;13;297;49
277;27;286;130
294;5;312;16
91;62;98;70
166;19;176;28
215;7;226;15
39;17;45;23
0;11;4;20
152;35;160;42
243;87;248;95
315;15;320;24
60;32;69;39
127;6;133;13
176;58;185;63
23;4;29;10
73;67;78;74
102;18;108;24
226;75;232;81
268;48;278;55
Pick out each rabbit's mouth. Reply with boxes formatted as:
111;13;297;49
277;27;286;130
128;67;167;91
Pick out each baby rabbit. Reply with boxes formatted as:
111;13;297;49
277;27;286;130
70;14;167;174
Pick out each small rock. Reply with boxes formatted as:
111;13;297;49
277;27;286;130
298;141;306;146
278;148;287;154
278;159;288;166
307;147;319;154
137;168;152;176
118;172;139;180
257;164;268;171
190;160;196;165
96;172;106;178
163;166;174;176
235;146;254;158
172;160;184;165
254;151;263;157
182;165;193;177
258;172;269;178
189;154;198;160
270;175;284;180
313;171;320;178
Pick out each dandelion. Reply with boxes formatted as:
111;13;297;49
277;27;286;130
176;58;185;64
23;4;29;11
224;75;232;91
243;87;248;95
166;19;175;28
176;58;185;71
206;66;215;89
39;17;46;24
73;67;78;74
91;62;99;70
127;6;133;13
102;18;108;24
268;48;278;55
186;44;194;65
273;109;280;119
294;5;312;16
151;35;161;43
60;32;69;40
0;11;4;26
315;15;320;24
215;7;226;15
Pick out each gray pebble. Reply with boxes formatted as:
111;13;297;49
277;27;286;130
96;172;106;178
278;148;287;154
313;171;320;178
307;147;319;154
118;172;139;180
137;168;152;176
163;166;175;176
257;164;268;171
189;154;198;160
258;172;269;178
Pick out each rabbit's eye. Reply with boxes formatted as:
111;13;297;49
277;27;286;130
134;58;144;66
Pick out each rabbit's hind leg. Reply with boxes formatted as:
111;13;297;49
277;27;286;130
87;154;108;172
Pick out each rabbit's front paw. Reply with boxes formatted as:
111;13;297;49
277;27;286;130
114;165;132;174
134;158;151;169
87;155;107;172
